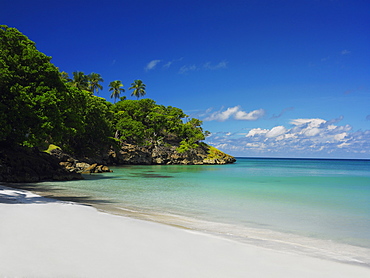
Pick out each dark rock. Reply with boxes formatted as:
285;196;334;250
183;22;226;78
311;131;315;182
49;149;112;174
0;146;83;183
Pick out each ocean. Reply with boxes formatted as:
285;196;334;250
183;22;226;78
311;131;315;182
35;157;370;266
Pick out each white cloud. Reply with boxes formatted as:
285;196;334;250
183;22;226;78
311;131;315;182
179;65;198;74
291;118;326;127
205;117;370;158
235;108;265;120
341;50;351;55
337;142;351;148
179;60;228;74
333;132;347;141
246;142;266;149
145;60;161;71
304;127;320;137
206;106;239;121
204;106;265;122
246;128;269;137
203;61;228;70
266;126;287;138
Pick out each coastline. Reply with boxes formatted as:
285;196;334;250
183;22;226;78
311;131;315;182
1;184;370;277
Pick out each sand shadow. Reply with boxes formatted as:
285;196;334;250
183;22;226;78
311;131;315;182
0;183;115;206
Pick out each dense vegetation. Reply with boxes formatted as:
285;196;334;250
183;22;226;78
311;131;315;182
0;25;208;156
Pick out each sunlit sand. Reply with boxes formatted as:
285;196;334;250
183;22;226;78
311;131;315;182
1;185;369;278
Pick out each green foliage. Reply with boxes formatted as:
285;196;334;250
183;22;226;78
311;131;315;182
206;145;234;160
113;99;156;144
0;25;113;155
176;140;199;153
114;111;147;143
62;89;114;155
64;71;104;95
0;26;209;157
88;73;104;95
71;71;89;90
129;79;146;99
113;99;208;150
109;80;125;103
44;144;61;154
0;25;69;146
60;71;71;82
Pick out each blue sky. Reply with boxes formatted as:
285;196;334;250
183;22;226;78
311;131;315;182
2;0;369;158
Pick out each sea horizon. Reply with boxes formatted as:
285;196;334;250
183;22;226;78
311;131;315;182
234;156;370;161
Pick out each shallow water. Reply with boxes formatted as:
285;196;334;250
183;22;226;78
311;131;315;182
33;158;370;266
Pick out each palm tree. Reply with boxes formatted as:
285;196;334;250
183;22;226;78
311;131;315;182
109;80;125;103
71;71;89;90
60;71;72;83
129;79;146;99
88;73;104;95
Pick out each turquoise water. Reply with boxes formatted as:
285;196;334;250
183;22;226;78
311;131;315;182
41;158;370;265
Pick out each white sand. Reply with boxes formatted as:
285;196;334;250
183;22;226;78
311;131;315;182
1;185;369;278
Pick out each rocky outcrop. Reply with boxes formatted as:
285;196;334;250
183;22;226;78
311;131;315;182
48;148;112;174
106;143;236;165
47;142;235;167
80;163;112;174
0;142;234;183
0;146;82;183
0;146;114;183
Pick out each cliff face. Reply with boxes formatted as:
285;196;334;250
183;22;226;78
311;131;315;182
100;143;236;166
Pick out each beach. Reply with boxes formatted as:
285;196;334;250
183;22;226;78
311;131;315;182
1;185;370;278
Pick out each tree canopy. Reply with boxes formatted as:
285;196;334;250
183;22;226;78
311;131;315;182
0;25;209;155
71;71;89;90
0;25;71;147
113;99;206;151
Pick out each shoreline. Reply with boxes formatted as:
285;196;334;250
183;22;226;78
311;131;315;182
1;184;370;277
3;181;370;268
93;202;370;268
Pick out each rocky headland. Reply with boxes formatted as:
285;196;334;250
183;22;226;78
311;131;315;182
101;143;236;166
0;143;235;183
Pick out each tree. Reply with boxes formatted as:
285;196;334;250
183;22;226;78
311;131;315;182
129;79;146;99
0;25;209;157
176;118;206;153
71;71;89;90
0;26;113;154
114;111;147;143
87;72;104;95
60;71;72;82
112;99;208;149
0;25;68;146
67;90;114;155
109;80;125;103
